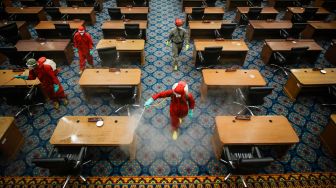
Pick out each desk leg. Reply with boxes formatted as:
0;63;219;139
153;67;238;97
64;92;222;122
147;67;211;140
19;22;31;39
301;25;314;39
38;11;48;21
90;11;96;25
211;128;223;159
64;42;74;65
234;11;241;25
192;49;197;65
136;83;141;103
246;24;254;41
200;81;208;103
141;50;145;66
129;134;137;160
283;74;301;101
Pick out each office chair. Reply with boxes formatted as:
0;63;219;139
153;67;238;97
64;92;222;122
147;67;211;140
241;7;262;25
0;22;21;45
133;0;147;6
97;47;119;67
321;85;336;107
247;0;262;7
124;24;143;39
0;5;8;20
270;46;309;76
108;8;125;20
233;86;273;116
294;0;312;6
110;86;140;116
0;46;34;66
45;7;64;20
188;7;205;21
83;0;100;11
280;23;307;39
202;0;217;7
54;23;75;39
196;46;222;70
220;145;274;188
35;0;54;7
301;7;318;21
214;23;237;39
15;85;44;117
291;13;306;23
32;147;90;188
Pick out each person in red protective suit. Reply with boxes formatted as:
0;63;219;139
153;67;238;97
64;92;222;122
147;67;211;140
14;57;68;109
73;26;94;74
144;81;195;140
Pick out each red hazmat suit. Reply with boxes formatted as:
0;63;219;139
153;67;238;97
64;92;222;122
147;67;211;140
73;26;94;71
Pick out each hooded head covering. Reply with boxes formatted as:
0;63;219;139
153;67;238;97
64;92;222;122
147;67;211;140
172;81;188;97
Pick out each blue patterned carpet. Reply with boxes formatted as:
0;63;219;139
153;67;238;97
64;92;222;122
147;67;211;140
0;0;336;176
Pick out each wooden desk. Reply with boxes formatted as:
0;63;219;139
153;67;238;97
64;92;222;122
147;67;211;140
0;117;24;159
66;0;103;11
301;21;336;39
102;20;147;39
59;7;96;25
212;115;299;159
182;0;204;11
0;21;31;39
226;0;260;11
267;0;296;8
235;7;279;25
116;0;149;6
185;7;224;22
120;7;149;20
78;68;141;101
325;39;336;65
284;68;336;100
5;7;47;22
194;39;248;66
50;116;138;160
283;7;330;21
19;0;60;6
96;39;145;66
34;20;84;39
189;20;233;39
246;20;292;41
201;69;266;102
261;39;323;64
320;114;336;157
15;39;74;65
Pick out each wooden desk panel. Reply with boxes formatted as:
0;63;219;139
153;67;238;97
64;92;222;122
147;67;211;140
283;7;330;21
212;115;299;158
189;20;233;39
182;0;204;10
325;39;336;65
34;20;84;38
235;7;279;25
0;69;40;86
120;7;149;20
246;20;292;41
15;39;74;65
0;117;24;159
96;39;145;65
66;0;103;11
267;0;296;8
59;7;96;25
301;21;336;39
50;116;138;160
0;21;31;39
320;114;336;157
284;68;336;100
5;7;47;21
185;7;224;21
261;39;323;64
226;0;258;10
194;39;248;65
116;0;149;6
102;20;147;39
201;69;266;102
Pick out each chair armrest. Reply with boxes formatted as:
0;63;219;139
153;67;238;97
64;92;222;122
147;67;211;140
61;14;69;21
241;14;248;21
187;14;193;20
138;30;143;38
273;52;286;64
197;51;204;62
22;51;34;61
74;146;87;168
214;29;221;38
247;0;254;7
132;86;137;99
279;29;289;39
252;146;262;158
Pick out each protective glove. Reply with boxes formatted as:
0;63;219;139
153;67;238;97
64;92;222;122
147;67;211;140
165;40;171;47
14;75;28;80
144;98;154;108
89;49;94;56
188;109;193;118
53;84;59;93
74;48;78;54
185;44;190;51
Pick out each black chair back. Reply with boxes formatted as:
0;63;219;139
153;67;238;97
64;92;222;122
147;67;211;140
97;47;118;67
45;7;62;20
287;46;309;62
302;7;318;20
291;23;307;37
108;8;123;20
110;86;136;104
238;157;274;172
125;23;141;39
204;0;217;6
0;22;20;44
247;7;262;19
133;0;146;6
191;7;205;20
219;23;236;38
201;46;222;65
0;46;19;64
247;87;273;105
247;0;262;7
32;157;74;175
54;23;72;38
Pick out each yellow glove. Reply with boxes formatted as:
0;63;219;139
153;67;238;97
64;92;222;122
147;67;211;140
185;44;190;51
166;40;171;47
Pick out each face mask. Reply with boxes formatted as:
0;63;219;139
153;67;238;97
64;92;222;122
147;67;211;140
175;93;181;98
177;26;182;29
28;66;34;70
79;31;85;35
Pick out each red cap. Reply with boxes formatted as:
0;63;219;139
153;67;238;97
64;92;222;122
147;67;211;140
78;26;85;32
173;81;187;95
37;57;46;64
175;18;183;27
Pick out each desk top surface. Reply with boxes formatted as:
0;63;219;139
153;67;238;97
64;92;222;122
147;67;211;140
264;39;323;51
96;39;145;50
237;7;279;13
0;21;26;28
5;6;43;13
50;116;138;146
102;20;147;29
59;7;94;13
185;7;224;14
307;21;336;29
79;68;141;86
120;7;149;13
290;68;336;85
249;20;292;29
189;20;232;29
15;39;71;51
287;7;329;14
0;69;40;86
202;69;266;86
215;115;299;145
0;117;14;139
35;20;84;30
194;39;248;51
